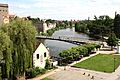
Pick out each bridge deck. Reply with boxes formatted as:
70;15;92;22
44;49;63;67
36;36;101;45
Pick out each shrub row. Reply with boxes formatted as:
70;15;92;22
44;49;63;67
25;67;46;78
59;43;101;65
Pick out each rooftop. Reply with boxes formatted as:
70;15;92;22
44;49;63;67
0;3;8;7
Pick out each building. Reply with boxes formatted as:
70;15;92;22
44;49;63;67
33;43;49;68
9;14;16;21
0;3;9;25
35;22;56;33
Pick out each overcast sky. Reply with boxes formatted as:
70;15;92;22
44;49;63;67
1;0;120;20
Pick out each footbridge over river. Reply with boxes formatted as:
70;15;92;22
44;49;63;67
36;36;101;45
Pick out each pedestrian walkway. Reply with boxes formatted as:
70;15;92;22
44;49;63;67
48;69;104;80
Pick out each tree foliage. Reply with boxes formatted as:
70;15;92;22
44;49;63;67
59;44;100;65
0;18;37;79
45;59;52;70
107;32;118;50
114;14;120;38
75;22;88;33
75;15;113;38
0;31;12;78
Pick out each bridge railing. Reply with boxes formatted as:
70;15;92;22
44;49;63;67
36;36;101;44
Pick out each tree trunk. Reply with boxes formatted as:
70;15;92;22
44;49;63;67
111;46;113;51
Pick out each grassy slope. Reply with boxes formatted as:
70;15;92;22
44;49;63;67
73;54;120;73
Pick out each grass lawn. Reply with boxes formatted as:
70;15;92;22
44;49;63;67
73;54;120;73
42;77;53;80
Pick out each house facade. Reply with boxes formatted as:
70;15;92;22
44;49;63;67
43;22;56;32
33;43;49;68
0;3;9;25
35;22;56;33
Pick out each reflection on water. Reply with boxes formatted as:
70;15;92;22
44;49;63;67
45;40;77;57
43;27;90;57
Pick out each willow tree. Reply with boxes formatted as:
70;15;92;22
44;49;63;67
1;18;37;79
0;31;12;79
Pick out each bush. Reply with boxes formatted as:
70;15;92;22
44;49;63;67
25;67;46;78
59;43;99;65
45;59;54;70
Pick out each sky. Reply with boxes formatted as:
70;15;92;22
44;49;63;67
1;0;120;20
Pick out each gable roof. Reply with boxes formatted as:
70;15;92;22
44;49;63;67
34;43;49;54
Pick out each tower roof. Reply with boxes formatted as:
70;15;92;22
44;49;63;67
0;3;8;7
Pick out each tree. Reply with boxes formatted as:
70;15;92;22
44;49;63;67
0;18;37;79
0;31;12;79
75;22;80;31
87;15;113;38
107;32;118;50
114;14;120;38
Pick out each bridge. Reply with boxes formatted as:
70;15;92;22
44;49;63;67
36;36;101;45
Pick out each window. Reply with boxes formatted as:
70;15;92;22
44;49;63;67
37;54;39;59
44;52;46;57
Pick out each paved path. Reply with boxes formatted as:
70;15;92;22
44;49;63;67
48;69;104;80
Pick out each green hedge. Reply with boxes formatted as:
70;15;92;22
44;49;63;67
59;43;100;65
25;67;46;78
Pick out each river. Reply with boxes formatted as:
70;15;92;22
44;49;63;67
40;27;90;58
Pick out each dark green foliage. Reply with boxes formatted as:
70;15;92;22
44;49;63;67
39;32;48;36
25;67;46;78
47;29;56;36
75;22;88;33
59;44;100;65
27;16;40;25
75;15;113;38
89;15;113;37
114;14;120;38
45;59;53;70
107;32;118;50
45;19;56;24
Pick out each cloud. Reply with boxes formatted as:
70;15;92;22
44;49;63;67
3;0;120;20
10;3;31;9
